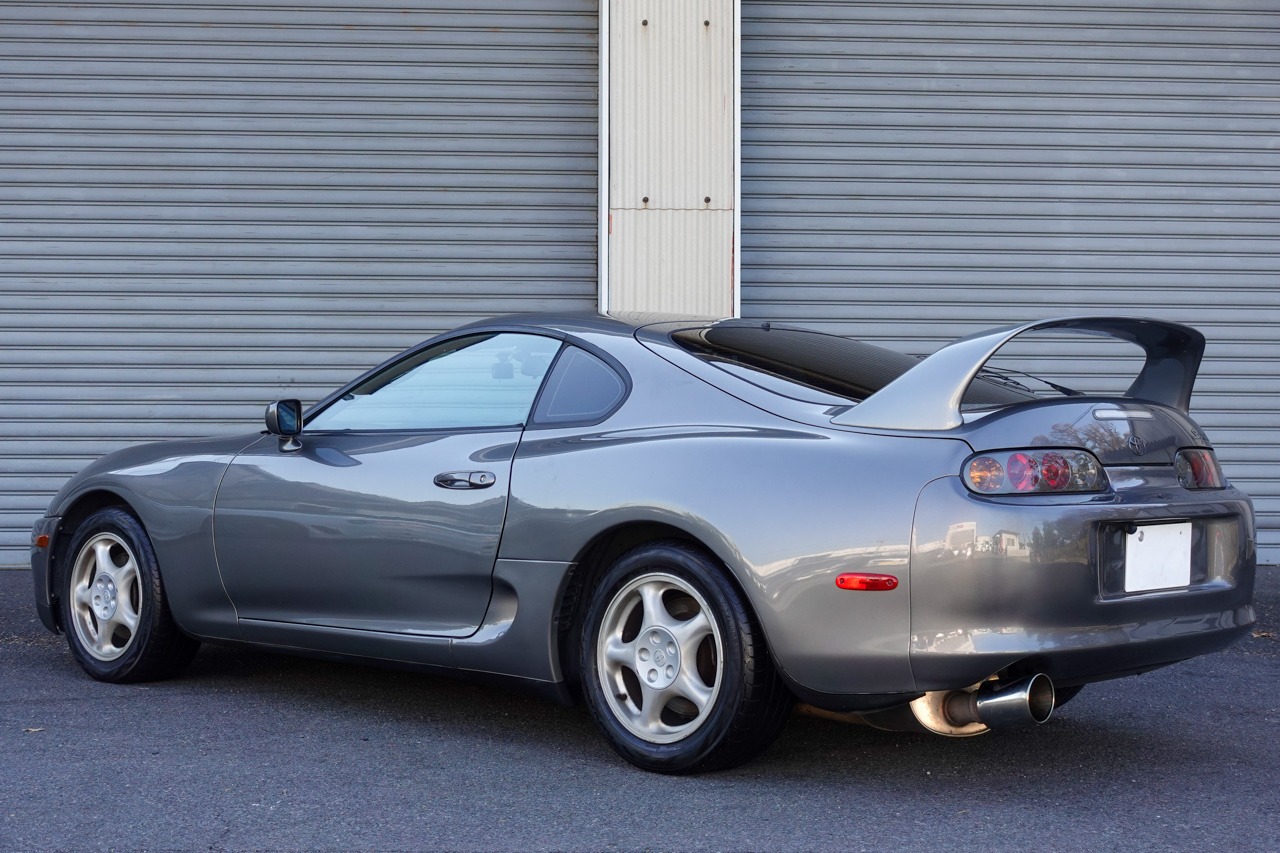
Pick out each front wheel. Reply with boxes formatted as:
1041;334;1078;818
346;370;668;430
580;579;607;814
580;541;791;773
59;507;199;683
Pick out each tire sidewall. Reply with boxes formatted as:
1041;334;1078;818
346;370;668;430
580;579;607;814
580;543;751;773
59;507;164;682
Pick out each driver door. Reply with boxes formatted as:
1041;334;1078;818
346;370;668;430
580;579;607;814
213;331;561;639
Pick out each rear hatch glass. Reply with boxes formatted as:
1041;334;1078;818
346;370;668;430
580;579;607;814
671;325;1035;410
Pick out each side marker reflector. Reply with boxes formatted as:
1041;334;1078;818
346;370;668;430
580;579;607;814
836;573;898;591
35;534;49;548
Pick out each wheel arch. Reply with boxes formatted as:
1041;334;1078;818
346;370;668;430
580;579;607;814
46;489;141;631
552;520;768;699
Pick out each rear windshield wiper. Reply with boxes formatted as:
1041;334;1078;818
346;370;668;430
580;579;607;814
976;365;1083;397
909;353;1085;398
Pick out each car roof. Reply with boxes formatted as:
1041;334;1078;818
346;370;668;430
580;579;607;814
450;311;724;338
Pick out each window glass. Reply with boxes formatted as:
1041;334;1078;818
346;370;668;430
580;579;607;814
671;325;1034;409
532;346;627;425
307;333;562;431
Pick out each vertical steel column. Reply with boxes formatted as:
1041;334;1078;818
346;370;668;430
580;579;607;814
606;0;736;315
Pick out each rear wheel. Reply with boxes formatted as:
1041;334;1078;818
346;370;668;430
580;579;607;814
59;507;199;683
580;541;791;773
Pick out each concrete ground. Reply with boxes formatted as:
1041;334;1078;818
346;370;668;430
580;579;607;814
1;567;1277;852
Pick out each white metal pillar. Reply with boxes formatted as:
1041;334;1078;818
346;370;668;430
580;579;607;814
600;0;737;316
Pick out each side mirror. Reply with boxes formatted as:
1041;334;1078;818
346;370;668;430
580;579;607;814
265;400;303;450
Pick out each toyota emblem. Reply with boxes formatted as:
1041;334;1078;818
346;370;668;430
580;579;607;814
1127;435;1147;456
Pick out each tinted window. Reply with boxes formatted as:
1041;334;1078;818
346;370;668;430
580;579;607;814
672;325;1032;409
307;333;562;431
532;346;627;425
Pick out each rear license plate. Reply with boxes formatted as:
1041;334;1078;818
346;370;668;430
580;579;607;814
1124;522;1192;593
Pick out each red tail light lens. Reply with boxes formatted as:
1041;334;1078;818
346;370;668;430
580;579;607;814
1039;452;1071;490
1006;452;1039;492
963;449;1106;495
1176;449;1225;489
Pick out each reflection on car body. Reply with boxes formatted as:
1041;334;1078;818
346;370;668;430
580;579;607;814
30;313;1255;773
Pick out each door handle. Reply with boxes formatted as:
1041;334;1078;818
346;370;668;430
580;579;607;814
434;471;497;490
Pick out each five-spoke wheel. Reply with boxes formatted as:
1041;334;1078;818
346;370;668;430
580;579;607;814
581;541;791;774
59;507;199;683
597;572;723;744
69;531;143;661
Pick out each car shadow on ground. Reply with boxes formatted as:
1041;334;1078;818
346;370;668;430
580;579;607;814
7;566;1275;791
164;638;1224;786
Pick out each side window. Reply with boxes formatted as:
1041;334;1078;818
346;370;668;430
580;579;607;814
531;346;627;426
307;333;562;431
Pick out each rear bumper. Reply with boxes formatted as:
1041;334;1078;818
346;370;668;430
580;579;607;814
30;515;61;634
910;605;1252;689
908;472;1256;691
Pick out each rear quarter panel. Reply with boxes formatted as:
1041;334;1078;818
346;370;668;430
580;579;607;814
502;332;970;697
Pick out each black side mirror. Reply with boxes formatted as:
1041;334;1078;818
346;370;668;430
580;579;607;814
265;400;303;450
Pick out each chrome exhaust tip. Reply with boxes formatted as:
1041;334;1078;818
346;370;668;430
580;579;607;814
946;673;1055;728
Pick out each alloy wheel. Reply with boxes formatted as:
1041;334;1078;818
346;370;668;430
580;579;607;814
596;571;724;744
69;532;142;661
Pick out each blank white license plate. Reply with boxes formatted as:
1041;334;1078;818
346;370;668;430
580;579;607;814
1124;522;1192;593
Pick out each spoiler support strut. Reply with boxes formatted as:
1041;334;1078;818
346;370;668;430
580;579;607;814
832;316;1205;431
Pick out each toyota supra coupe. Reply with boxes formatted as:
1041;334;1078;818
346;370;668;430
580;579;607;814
30;313;1256;773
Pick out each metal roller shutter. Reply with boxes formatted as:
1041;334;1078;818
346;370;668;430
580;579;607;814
741;1;1280;561
0;1;598;563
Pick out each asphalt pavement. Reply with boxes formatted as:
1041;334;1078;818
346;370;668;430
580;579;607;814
2;567;1277;852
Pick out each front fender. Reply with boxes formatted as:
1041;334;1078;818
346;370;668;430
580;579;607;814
42;433;261;640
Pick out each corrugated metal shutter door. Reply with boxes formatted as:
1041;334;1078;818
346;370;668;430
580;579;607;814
741;1;1280;561
0;1;598;563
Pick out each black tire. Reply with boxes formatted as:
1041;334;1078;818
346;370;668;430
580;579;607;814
579;541;791;774
58;507;199;683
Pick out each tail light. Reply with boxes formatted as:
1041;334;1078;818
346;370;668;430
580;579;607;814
1176;449;1225;489
963;449;1107;495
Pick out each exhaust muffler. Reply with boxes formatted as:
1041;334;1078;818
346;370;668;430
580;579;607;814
944;673;1056;729
796;673;1057;737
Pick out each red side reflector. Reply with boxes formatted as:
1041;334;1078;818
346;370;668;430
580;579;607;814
835;573;898;591
35;534;49;548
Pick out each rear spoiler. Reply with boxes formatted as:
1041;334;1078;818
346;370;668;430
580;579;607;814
832;316;1205;431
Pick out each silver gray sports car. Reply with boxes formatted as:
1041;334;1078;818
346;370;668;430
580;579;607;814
30;313;1256;773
